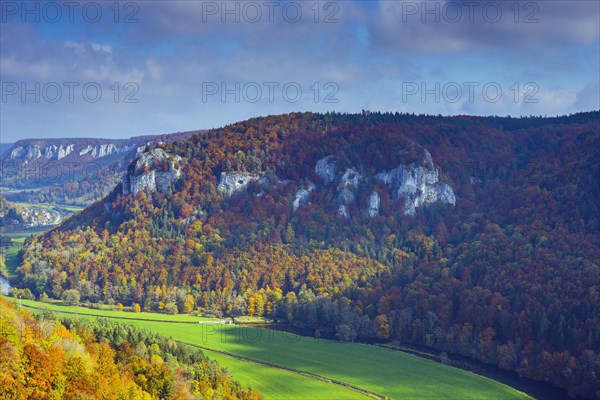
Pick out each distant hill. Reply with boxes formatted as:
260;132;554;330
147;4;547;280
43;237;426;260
17;111;600;398
0;131;199;205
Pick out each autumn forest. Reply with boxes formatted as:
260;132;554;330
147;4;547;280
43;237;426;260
8;111;600;398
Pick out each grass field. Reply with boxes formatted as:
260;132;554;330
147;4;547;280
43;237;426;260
10;201;85;212
17;298;221;322
201;349;369;399
1;230;47;277
7;298;532;400
130;322;530;400
2;230;46;242
2;243;22;277
234;315;279;323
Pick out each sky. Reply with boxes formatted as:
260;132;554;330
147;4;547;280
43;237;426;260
0;0;599;142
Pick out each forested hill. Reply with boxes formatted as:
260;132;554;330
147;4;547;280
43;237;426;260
19;111;600;398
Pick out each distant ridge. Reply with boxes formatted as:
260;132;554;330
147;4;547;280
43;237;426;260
0;130;202;205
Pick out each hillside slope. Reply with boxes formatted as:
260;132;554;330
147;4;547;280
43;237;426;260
0;298;260;399
16;111;600;398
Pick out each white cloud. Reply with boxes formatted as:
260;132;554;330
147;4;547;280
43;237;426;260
90;43;113;54
0;56;55;79
575;82;600;111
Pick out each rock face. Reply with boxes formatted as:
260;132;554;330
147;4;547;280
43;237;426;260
376;150;455;215
312;149;455;217
293;182;315;211
315;155;337;184
122;148;182;196
367;192;380;217
337;168;361;217
218;171;261;197
58;144;74;159
10;145;42;161
79;144;133;158
42;144;74;160
10;142;132;161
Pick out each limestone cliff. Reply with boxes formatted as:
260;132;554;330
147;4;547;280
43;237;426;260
218;171;262;197
375;150;455;215
122;148;182;196
304;148;455;217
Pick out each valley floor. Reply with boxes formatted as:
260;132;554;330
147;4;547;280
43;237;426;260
10;298;532;400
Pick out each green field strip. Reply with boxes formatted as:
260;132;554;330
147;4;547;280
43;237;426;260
15;299;220;322
123;321;531;400
9;298;532;400
183;341;386;400
201;349;369;400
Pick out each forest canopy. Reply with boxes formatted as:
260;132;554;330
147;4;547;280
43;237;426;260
14;111;600;398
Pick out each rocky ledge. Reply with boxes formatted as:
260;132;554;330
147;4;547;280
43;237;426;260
122;148;182;196
305;148;455;217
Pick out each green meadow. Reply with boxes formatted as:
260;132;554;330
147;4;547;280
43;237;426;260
201;349;368;399
17;298;220;322
9;201;85;213
1;231;45;277
11;298;531;400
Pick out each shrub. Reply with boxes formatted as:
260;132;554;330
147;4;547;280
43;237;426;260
61;289;81;306
164;302;178;315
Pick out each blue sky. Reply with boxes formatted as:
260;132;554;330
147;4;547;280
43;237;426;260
1;0;599;141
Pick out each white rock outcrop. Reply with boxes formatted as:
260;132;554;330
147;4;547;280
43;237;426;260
315;156;364;217
79;144;133;158
367;192;380;217
311;149;455;217
218;171;261;197
57;144;74;159
10;142;134;161
79;145;93;156
122;148;182;196
337;168;361;208
92;144;116;158
10;145;42;160
376;150;455;215
293;182;316;211
43;145;57;159
42;144;74;160
340;168;361;190
315;155;337;184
